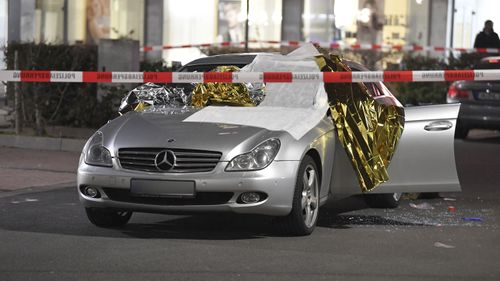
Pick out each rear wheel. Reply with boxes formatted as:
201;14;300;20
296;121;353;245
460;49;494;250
418;192;440;199
364;192;401;208
276;155;320;236
85;208;132;228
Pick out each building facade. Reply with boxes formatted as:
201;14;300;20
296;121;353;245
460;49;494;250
2;0;500;65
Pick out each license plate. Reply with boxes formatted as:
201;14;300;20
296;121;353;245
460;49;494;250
130;179;195;198
477;92;500;101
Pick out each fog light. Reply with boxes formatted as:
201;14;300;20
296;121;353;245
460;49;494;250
240;192;261;204
84;186;100;198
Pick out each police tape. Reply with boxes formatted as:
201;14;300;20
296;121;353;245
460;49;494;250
1;70;500;84
142;40;500;54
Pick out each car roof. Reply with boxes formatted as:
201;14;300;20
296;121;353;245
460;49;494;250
474;56;500;69
481;56;500;62
183;53;368;71
183;54;257;68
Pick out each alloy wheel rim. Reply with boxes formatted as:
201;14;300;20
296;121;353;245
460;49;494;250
301;164;319;228
393;192;402;201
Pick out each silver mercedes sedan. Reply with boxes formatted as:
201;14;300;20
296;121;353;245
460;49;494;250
77;53;461;235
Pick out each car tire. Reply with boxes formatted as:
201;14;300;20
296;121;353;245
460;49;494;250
364;193;401;209
455;120;469;139
418;192;440;199
85;208;132;228
276;155;320;236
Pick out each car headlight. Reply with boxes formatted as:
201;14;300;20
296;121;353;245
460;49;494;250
84;131;113;167
226;138;280;171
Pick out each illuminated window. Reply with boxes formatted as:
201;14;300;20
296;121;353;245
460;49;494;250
163;0;218;64
110;0;144;42
34;0;65;43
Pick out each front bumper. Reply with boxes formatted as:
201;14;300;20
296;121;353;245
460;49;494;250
77;156;299;216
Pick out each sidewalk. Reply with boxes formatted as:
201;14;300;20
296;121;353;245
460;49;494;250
0;105;93;153
0;147;80;192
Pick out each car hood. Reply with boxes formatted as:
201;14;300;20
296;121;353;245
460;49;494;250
101;107;277;161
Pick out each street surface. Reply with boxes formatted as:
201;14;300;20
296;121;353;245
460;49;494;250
0;131;499;280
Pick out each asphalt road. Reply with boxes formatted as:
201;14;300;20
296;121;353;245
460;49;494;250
1;136;499;281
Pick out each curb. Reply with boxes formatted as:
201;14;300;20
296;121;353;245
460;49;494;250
0;134;86;152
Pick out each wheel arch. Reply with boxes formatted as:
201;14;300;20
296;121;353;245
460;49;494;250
304;148;322;188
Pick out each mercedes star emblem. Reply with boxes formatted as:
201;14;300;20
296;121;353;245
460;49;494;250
154;150;176;171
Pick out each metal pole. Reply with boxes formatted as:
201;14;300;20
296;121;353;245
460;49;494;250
427;0;433;46
40;1;46;42
329;0;334;42
63;0;68;44
14;50;21;134
244;0;249;52
450;0;455;48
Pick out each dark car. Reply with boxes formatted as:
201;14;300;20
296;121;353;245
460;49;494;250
447;56;500;138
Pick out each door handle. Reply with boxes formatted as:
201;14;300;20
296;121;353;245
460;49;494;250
424;121;453;131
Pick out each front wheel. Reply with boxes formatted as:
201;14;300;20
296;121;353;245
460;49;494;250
85;208;132;228
276;155;320;236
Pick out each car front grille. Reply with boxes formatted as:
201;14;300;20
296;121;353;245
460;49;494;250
118;148;222;173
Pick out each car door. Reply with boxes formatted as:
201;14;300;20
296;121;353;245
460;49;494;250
331;82;461;195
372;102;461;193
318;58;406;193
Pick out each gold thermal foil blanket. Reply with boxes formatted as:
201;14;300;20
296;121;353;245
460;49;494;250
315;55;405;192
192;65;256;107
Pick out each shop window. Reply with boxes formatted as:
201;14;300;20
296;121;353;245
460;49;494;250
300;0;431;48
216;0;282;44
303;0;336;43
34;0;65;43
453;0;500;49
67;0;86;44
247;0;282;43
162;0;281;64
75;0;144;45
163;0;218;64
110;0;144;43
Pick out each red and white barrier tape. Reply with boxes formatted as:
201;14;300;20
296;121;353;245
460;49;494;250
142;40;500;54
1;70;500;84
